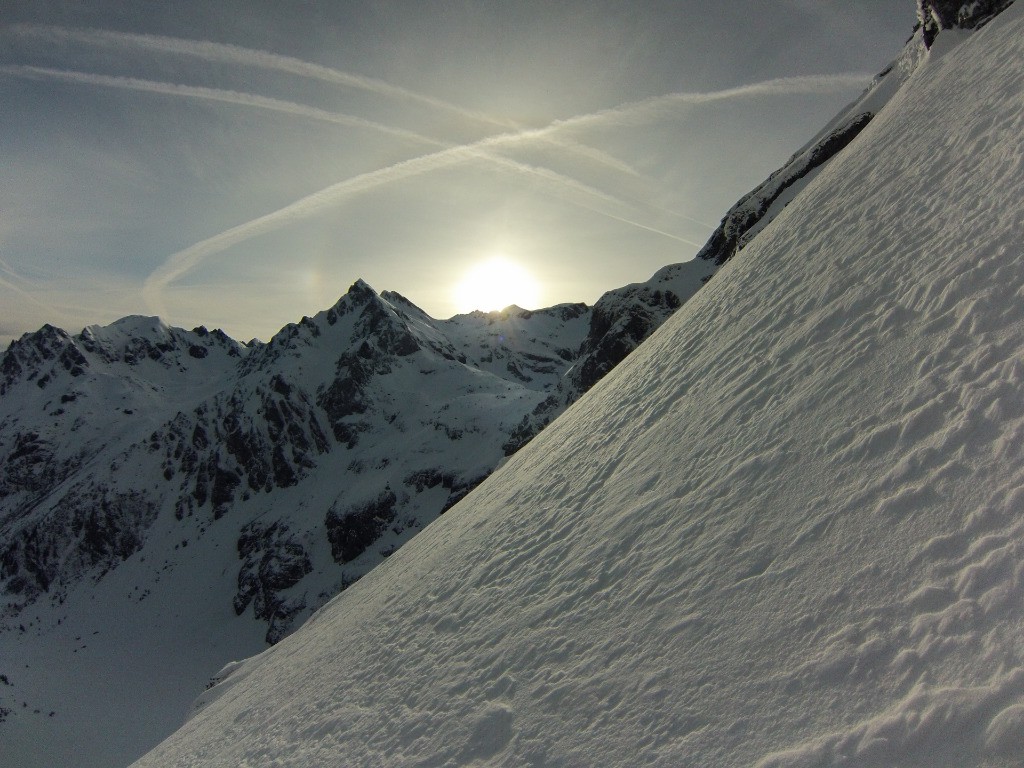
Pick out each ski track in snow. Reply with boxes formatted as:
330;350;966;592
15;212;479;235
134;5;1024;768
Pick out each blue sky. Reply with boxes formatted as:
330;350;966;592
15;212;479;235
0;1;916;343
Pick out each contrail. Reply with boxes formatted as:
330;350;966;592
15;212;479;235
0;66;639;193
543;73;876;134
140;145;638;318
7;24;641;178
589;210;707;249
0;65;652;267
0;65;647;239
8;23;505;129
140;71;872;316
0;65;442;147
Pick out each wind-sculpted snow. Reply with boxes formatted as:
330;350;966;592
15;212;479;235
135;5;1024;766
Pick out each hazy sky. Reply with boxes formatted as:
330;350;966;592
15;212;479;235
0;1;916;344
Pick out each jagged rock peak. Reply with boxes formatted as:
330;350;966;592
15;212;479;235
346;278;377;302
917;0;1015;45
5;323;72;353
379;289;419;310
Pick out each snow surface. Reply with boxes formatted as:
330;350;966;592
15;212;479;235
135;5;1024;766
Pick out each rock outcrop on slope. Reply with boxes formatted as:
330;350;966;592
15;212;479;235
691;1;1021;270
917;0;1014;45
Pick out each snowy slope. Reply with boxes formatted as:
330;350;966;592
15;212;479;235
135;4;1024;766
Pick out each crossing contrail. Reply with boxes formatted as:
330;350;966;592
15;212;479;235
140;71;872;317
8;24;504;128
140;145;639;319
0;65;443;147
6;24;641;178
1;64;647;231
0;63;657;316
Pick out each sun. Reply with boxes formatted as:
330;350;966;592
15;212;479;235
454;257;541;314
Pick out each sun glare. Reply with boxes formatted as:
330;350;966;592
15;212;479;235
454;257;541;314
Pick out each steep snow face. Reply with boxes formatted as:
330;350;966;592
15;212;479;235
137;5;1024;767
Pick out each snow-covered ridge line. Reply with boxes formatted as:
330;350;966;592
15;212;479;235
695;0;1016;271
0;259;712;764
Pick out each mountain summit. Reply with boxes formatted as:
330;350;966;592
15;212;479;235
133;3;1024;766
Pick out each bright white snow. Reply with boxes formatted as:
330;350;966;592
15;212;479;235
134;5;1024;766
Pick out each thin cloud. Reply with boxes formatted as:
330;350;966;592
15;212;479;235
1;65;443;147
141;71;871;316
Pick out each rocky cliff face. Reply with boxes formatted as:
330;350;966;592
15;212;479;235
917;0;1015;45
694;114;874;268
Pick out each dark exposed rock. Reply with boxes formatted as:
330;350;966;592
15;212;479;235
317;343;394;443
917;0;1015;46
403;468;457;493
697;113;873;268
572;287;682;396
233;521;312;644
154;377;332;518
325;490;398;564
439;473;492;514
1;432;82;504
1;325;84;396
0;484;156;604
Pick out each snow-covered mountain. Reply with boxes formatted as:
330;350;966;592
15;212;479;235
129;2;1024;766
0;257;709;763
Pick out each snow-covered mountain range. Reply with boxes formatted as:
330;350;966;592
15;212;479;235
0;259;715;632
0;246;711;763
4;0;1021;765
131;1;1024;766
